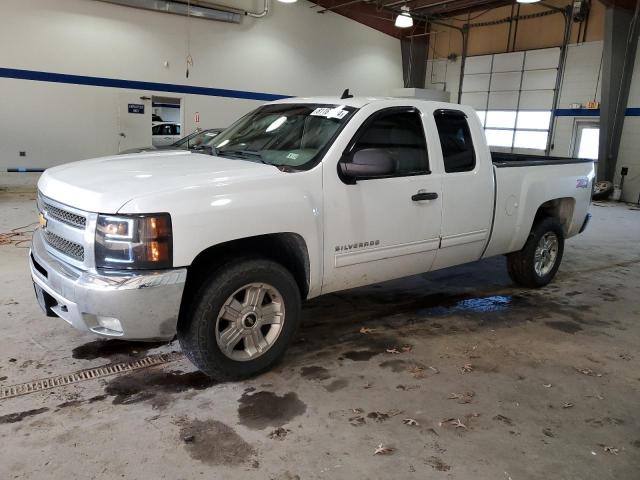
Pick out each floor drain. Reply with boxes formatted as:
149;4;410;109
0;352;184;400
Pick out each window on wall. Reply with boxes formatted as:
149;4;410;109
479;110;551;151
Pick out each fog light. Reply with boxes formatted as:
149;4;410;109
96;316;123;334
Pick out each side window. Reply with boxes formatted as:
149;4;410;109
351;109;429;177
174;124;181;135
152;125;162;135
434;110;476;173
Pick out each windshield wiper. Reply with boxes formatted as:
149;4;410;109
189;145;219;156
219;150;269;165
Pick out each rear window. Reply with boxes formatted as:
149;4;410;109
434;110;476;173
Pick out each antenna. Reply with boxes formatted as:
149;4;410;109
341;89;354;99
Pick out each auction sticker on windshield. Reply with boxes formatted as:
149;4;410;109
311;107;348;119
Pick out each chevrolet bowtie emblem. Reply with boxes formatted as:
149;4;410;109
38;213;47;229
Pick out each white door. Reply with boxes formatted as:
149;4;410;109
322;106;443;293
430;109;495;270
117;92;151;152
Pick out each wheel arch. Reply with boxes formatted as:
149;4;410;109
177;233;310;331
532;197;576;236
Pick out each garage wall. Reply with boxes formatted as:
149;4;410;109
0;0;402;170
617;46;640;203
427;0;605;60
426;41;604;156
550;41;603;157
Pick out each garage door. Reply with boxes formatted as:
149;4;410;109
460;48;560;152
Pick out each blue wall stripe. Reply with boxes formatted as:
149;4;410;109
555;108;640;117
0;67;291;102
554;108;600;117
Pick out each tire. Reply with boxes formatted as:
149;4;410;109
506;216;565;288
178;258;301;380
592;180;613;200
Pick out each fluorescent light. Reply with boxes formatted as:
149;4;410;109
277;0;297;3
395;6;413;28
516;0;541;3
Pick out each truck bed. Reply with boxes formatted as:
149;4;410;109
491;152;594;168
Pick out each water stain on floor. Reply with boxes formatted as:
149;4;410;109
0;407;49;424
237;390;306;430
545;320;583;334
72;339;167;362
324;378;348;392
300;365;331;381
379;359;410;372
341;350;379;362
178;418;256;466
104;369;215;409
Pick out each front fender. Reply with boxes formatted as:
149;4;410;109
118;169;324;296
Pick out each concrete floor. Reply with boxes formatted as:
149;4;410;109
1;185;639;479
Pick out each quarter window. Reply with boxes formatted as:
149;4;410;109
434;110;476;173
350;109;429;177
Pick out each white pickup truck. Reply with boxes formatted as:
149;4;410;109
31;96;594;379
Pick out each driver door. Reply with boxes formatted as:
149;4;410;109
321;106;443;293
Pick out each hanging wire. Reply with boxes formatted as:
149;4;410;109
185;0;193;78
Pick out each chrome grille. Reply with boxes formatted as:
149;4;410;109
40;196;86;229
43;230;85;262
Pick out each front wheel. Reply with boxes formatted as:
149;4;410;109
506;217;565;288
178;258;301;380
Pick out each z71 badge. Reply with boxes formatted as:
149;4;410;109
576;178;589;189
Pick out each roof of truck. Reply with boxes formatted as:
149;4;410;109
271;96;396;108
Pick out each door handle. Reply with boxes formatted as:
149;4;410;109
412;192;438;201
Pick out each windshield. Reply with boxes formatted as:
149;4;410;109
201;103;357;170
173;129;222;149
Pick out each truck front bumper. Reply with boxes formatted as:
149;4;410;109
29;228;187;340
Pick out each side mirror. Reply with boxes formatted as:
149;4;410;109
339;148;396;182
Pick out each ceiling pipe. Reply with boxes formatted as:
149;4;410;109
94;0;271;22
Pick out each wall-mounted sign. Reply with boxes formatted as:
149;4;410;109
128;103;145;114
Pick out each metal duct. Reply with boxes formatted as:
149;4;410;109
94;0;243;23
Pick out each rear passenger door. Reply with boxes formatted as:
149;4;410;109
322;106;443;293
431;109;494;270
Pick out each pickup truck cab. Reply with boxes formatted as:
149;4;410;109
31;96;594;379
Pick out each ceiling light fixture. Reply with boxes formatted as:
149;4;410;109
516;0;541;3
395;5;413;28
277;0;298;3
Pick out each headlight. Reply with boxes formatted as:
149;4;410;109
95;213;173;269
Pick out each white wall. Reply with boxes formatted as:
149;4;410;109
550;41;603;158
617;41;640;203
0;0;402;169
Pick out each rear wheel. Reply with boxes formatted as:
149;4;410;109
507;217;565;288
178;258;301;380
